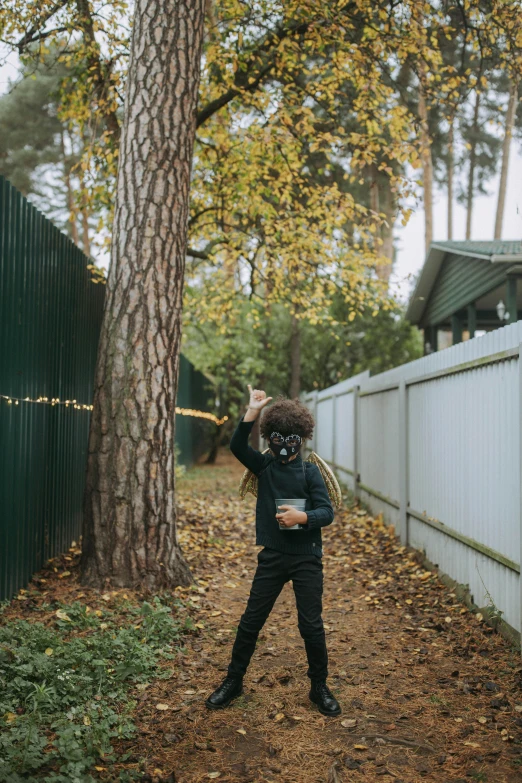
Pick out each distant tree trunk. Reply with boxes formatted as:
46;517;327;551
495;79;519;239
378;178;395;285
418;84;433;254
251;416;261;451
79;164;91;256
61;131;79;246
81;208;91;257
466;92;481;240
289;315;301;398
447;114;454;240
369;163;379;215
81;0;206;590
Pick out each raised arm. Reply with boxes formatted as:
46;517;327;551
230;385;273;474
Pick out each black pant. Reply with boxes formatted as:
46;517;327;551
227;547;328;682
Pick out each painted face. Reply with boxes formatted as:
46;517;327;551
269;432;303;462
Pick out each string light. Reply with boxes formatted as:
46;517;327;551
0;394;93;410
175;407;228;426
0;394;228;425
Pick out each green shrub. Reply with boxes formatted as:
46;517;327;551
0;596;187;782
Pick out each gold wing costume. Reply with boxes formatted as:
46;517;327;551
238;449;343;509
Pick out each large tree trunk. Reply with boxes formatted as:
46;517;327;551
495;79;518;239
466;91;481;240
447;114;454;240
289;315;301;398
418;84;433;255
81;0;206;589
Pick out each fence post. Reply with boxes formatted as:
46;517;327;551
332;392;337;467
312;391;319;453
398;378;409;546
519;343;522;656
353;385;360;500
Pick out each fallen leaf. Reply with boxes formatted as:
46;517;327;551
44;648;53;656
478;717;487;724
156;703;170;711
210;611;222;617
5;712;17;723
236;728;247;735
341;719;357;728
274;712;285;722
353;744;368;750
207;774;221;780
58;571;71;578
464;741;480;748
55;610;71;622
83;715;91;726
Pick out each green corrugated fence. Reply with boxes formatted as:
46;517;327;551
0;176;215;601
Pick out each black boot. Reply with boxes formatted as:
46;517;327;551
309;680;341;716
205;676;243;709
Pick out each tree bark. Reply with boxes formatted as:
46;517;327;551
81;0;206;589
289;315;301;398
495;79;518;240
418;83;433;254
447;114;454;240
466;91;481;240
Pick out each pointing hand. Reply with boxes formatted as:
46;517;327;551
247;384;273;411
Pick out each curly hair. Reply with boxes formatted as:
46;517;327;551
260;396;315;440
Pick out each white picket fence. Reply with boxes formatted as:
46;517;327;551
303;323;522;642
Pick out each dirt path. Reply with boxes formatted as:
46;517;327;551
127;453;522;783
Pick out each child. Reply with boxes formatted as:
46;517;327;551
205;385;341;716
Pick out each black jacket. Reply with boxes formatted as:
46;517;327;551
230;416;334;557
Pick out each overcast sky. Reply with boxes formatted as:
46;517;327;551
1;51;521;301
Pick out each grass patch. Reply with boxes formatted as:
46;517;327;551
0;595;192;782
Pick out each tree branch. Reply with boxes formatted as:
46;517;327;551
75;0;121;141
186;238;227;259
196;19;312;127
16;0;69;52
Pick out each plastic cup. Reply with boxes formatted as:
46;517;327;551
275;498;306;530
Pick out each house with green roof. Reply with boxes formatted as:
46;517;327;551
406;240;522;353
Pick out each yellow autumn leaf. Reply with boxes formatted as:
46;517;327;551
45;648;53;656
83;715;91;726
156;703;170;710
236;728;246;735
55;610;71;622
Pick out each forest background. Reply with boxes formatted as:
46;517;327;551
1;0;521;456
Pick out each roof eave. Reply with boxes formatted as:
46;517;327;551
405;246;445;325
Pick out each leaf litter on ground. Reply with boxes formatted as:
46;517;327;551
1;449;522;782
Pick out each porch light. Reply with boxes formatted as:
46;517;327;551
496;299;509;322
